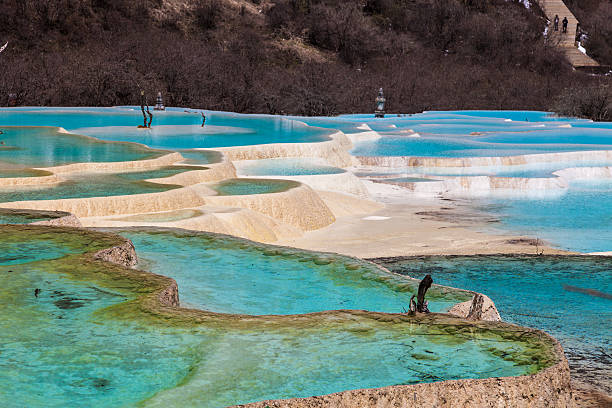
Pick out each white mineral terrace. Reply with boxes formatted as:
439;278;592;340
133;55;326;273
1;120;598;255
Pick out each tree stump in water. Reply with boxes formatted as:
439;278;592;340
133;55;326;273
417;274;433;313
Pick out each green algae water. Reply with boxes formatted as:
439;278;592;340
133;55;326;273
0;226;557;407
117;228;471;314
0;166;206;203
0;209;65;224
376;255;612;394
211;178;300;196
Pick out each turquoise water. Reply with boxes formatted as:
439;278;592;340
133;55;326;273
238;158;345;176
377;255;612;394
211;178;300;196
0;267;202;408
118;229;470;315
1;239;76;265
0;167;202;203
0;108;333;149
144;322;533;407
178;149;223;164
1;226;551;407
479;180;612;253
0;127;160;167
351;135;612;158
346;111;612;158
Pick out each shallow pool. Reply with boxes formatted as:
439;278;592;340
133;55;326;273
237;158;345;176
0;226;556;407
0;126;161;168
376;255;612;394
211;178;300;196
0;166;205;203
478;180;612;253
0;209;66;224
0;108;333;149
348;111;612;158
118;229;471;314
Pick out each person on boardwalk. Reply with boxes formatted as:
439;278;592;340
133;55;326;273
553;15;559;31
562;17;568;33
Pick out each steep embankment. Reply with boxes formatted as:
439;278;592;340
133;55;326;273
0;0;607;114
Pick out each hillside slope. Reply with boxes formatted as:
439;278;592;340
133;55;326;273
0;0;607;115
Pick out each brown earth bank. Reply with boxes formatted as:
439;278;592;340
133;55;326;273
0;0;609;116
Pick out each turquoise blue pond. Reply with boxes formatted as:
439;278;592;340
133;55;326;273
351;135;612;158
0;167;203;203
344;111;612;158
0;127;161;168
376;255;612;394
237;158;345;176
1;226;552;407
0;108;333;150
117;229;471;315
477;180;612;253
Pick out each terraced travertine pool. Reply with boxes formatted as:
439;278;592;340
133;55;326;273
211;178;301;196
0;166;207;203
114;228;471;314
0;107;334;150
0;225;558;407
376;255;612;394
475;180;612;253
0;126;162;170
1;107;611;405
0;209;67;224
236;158;345;176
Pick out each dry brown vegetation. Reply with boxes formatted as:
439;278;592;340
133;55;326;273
0;0;608;115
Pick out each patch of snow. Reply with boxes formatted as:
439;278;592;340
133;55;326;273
362;216;391;221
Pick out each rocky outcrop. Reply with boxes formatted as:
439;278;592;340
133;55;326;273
158;280;180;307
93;239;138;267
448;293;502;322
235;338;573;408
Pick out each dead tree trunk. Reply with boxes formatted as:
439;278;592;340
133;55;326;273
146;106;153;128
417;274;433;313
140;91;147;127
